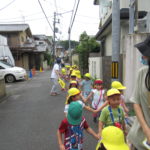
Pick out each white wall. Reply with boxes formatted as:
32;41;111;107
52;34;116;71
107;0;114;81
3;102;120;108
123;33;149;102
105;33;112;56
89;57;102;79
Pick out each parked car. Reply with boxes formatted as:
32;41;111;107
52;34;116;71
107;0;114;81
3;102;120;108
0;61;27;83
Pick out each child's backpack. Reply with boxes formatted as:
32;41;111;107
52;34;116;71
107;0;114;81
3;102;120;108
68;125;83;150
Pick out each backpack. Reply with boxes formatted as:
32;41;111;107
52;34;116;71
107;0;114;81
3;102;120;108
68;124;83;150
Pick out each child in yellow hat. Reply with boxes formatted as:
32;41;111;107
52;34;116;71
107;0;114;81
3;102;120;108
98;88;126;138
111;81;129;115
64;88;98;116
69;80;79;89
96;126;129;150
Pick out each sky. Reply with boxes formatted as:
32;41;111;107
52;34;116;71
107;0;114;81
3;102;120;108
0;0;100;41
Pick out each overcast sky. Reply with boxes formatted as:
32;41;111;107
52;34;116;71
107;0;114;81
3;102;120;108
0;0;100;41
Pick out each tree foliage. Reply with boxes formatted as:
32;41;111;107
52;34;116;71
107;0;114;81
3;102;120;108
59;40;79;50
75;31;100;74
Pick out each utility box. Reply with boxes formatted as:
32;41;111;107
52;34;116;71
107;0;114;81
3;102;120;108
0;70;6;100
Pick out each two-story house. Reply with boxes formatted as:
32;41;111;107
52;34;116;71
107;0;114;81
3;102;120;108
94;0;150;100
33;35;53;70
0;24;36;70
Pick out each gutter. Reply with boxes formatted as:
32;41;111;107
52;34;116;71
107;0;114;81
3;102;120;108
95;8;147;39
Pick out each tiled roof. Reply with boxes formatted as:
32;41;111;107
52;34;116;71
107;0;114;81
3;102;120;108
0;24;30;32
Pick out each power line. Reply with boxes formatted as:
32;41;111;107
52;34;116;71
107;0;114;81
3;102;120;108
38;0;53;32
0;15;53;23
70;0;80;29
69;0;77;29
0;0;16;12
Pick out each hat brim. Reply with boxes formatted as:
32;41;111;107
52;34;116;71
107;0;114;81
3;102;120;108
103;142;130;150
96;141;129;150
67;112;82;125
117;86;126;90
135;42;150;57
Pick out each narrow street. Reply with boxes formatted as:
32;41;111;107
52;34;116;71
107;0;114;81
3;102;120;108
0;71;98;150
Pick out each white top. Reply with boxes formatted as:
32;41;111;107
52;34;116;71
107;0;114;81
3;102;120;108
64;100;85;113
91;89;105;109
50;63;60;79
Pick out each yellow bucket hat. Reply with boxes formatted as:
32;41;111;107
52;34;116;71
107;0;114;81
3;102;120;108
75;70;81;79
111;81;126;90
96;126;129;150
70;80;78;85
84;73;91;79
65;88;80;104
61;68;66;74
107;88;120;97
71;72;77;77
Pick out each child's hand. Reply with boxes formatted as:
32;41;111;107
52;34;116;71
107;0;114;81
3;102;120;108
94;109;99;113
97;133;101;140
59;144;65;150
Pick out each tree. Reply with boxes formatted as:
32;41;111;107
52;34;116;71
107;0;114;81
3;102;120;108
59;40;79;50
75;31;100;74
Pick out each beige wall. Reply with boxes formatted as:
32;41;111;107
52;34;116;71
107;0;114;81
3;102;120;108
89;57;102;79
22;54;29;70
72;54;79;66
0;79;6;99
105;33;112;56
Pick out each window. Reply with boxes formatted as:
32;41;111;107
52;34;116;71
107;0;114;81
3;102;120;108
0;66;4;69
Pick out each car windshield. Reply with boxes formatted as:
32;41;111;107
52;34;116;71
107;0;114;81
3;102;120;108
0;61;12;69
0;61;13;67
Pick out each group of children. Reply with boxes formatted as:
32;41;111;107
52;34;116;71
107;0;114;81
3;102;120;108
57;65;130;150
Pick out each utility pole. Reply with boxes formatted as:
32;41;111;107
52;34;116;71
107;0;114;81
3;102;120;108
53;12;56;61
111;0;120;81
129;0;138;34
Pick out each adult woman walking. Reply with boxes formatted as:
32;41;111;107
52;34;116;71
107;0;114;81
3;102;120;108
50;58;61;96
127;36;150;150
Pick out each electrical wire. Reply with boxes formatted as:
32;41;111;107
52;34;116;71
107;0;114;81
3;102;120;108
70;0;80;29
0;0;16;12
69;0;77;30
0;15;53;23
38;0;53;32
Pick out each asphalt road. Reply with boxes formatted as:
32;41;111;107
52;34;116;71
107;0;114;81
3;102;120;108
0;71;98;150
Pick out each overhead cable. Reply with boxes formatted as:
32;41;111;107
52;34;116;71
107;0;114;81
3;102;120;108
0;0;16;12
38;0;54;32
70;0;80;30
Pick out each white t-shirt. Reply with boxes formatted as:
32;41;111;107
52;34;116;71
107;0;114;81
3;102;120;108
91;89;105;109
64;100;85;113
50;63;60;79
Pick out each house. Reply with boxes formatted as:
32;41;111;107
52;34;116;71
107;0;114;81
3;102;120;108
93;0;150;100
0;24;35;70
33;35;53;70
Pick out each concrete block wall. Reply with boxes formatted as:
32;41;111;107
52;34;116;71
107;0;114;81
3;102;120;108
0;79;6;100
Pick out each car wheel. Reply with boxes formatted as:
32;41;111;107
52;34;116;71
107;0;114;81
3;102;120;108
5;75;15;83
